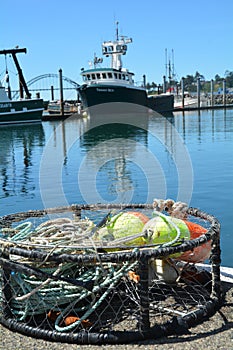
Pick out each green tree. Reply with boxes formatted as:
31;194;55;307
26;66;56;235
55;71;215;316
225;71;233;88
183;75;195;92
194;71;205;82
215;74;223;83
151;81;157;89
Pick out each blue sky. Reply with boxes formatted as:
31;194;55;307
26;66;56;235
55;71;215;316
1;0;233;90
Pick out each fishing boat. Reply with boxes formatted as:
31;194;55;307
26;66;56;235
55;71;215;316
0;48;44;125
78;23;174;114
174;92;198;109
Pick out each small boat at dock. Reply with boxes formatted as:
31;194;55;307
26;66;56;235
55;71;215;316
0;48;44;125
174;92;198;109
47;100;79;115
0;81;44;124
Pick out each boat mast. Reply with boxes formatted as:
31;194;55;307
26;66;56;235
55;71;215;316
116;20;119;41
102;22;132;70
0;48;31;99
165;48;176;90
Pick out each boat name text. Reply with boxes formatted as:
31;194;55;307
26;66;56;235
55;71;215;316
96;88;114;92
0;103;12;109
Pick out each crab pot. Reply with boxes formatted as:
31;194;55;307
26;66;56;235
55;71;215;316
0;203;222;344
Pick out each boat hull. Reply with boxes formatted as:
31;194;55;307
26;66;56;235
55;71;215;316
79;84;174;113
0;99;44;124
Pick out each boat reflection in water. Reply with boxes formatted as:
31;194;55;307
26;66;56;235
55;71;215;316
0;123;45;200
75;103;177;204
79;104;150;203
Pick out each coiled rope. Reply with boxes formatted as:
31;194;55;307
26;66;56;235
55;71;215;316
0;200;194;331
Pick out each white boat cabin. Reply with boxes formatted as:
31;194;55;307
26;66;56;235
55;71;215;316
81;68;135;87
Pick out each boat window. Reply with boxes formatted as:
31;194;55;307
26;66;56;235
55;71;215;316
107;46;113;53
119;74;122;80
96;73;101;79
87;74;91;80
102;73;107;79
114;73;118;79
125;75;129;81
122;74;125;80
91;74;96;79
108;72;113;78
83;75;87;81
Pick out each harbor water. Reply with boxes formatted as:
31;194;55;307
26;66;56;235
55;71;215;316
0;106;232;267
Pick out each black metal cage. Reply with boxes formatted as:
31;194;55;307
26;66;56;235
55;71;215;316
0;202;222;344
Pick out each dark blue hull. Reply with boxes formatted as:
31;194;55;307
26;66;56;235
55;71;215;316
79;84;174;113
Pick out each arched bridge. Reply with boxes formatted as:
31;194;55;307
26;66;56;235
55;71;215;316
27;74;80;89
12;73;80;101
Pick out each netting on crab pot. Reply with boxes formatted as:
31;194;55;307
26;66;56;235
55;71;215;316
0;201;222;344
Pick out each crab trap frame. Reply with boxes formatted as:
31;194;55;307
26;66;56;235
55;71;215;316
0;201;222;344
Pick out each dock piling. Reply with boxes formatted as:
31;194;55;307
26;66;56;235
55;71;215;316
211;79;214;107
51;85;54;101
181;77;185;108
59;68;64;116
163;75;166;93
197;77;201;108
223;79;226;107
143;74;146;88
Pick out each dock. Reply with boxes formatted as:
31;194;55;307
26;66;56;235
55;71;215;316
173;103;233;112
42;112;84;121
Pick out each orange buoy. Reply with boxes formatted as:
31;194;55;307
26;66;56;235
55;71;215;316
178;220;211;263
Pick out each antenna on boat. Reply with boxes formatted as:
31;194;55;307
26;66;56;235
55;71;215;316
102;22;132;70
116;21;119;41
165;48;168;81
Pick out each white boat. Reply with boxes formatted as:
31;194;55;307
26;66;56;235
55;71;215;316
174;92;198;109
47;100;79;115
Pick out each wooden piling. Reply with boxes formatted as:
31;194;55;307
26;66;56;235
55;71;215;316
181;77;185;108
223;79;226;107
211;79;214;107
163;75;166;93
143;74;146;88
51;85;54;101
197;77;201;108
59;68;64;116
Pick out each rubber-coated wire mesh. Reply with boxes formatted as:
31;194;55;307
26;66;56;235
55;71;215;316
0;202;222;344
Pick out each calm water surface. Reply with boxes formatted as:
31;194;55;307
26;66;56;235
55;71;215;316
0;108;232;267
